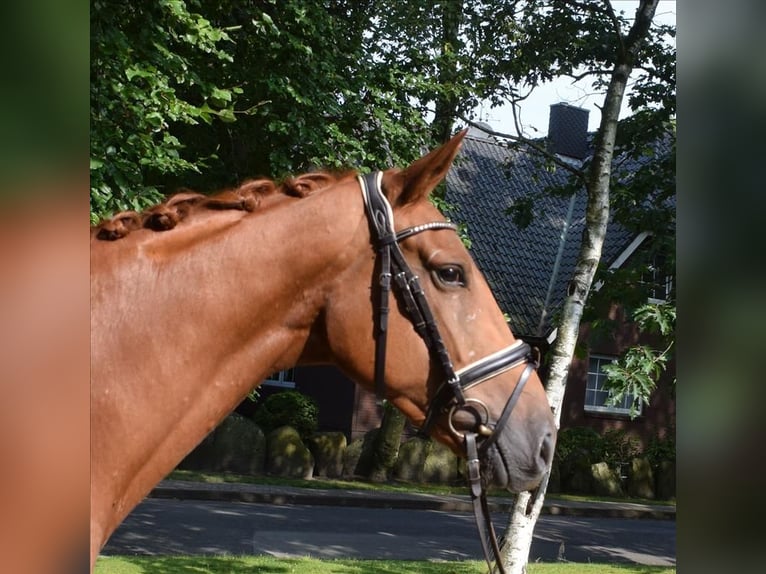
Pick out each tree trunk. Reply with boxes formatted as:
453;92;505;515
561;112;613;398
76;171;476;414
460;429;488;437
366;401;407;482
432;0;463;143
498;2;659;572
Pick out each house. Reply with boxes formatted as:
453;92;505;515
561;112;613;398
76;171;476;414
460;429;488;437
238;103;676;449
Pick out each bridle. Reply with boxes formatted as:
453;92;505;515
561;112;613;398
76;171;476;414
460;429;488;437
359;172;539;574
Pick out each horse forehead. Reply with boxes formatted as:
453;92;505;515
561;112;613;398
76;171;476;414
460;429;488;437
395;199;447;230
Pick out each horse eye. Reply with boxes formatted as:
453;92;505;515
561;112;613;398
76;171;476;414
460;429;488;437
435;265;465;286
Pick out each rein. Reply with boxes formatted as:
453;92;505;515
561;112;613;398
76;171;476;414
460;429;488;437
359;172;539;574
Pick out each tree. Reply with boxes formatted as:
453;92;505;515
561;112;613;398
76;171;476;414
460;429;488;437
474;2;673;571
168;0;434;185
90;0;240;222
356;402;408;482
90;1;446;222
601;301;675;417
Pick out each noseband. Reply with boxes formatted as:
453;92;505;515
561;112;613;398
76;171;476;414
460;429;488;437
359;172;538;574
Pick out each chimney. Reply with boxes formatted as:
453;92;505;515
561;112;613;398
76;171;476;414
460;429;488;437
548;103;589;160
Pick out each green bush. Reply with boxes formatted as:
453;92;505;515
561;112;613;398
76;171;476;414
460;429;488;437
555;427;641;467
645;432;675;468
555;427;603;464
252;391;319;439
554;427;602;486
555;426;642;488
600;429;641;466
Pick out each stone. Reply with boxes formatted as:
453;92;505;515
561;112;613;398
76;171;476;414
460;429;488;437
307;432;347;478
180;413;265;475
353;428;381;478
178;429;217;471
265;425;314;479
422;440;459;484
590;462;624;497
212;413;266;475
342;436;365;479
393;436;431;482
627;457;655;499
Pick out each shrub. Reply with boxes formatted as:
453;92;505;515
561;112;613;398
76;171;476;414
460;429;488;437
555;427;641;487
555;427;641;467
601;429;641;466
252;391;319;439
555;427;603;465
645;432;676;468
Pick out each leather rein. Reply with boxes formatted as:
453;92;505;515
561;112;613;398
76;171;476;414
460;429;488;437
359;172;538;574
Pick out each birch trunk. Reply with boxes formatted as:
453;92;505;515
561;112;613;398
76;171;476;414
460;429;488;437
498;2;659;572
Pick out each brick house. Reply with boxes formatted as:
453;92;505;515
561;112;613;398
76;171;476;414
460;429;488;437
238;104;676;449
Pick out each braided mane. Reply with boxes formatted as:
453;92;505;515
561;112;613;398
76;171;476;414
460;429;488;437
92;171;355;241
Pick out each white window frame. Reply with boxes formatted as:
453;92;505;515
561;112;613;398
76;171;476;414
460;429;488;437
642;255;674;304
263;369;296;389
584;355;641;416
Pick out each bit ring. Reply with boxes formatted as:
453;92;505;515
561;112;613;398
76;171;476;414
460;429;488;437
448;398;492;439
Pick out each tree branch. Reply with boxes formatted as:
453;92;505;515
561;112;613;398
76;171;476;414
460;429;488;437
561;0;625;56
563;69;614;83
602;0;626;57
624;0;660;63
510;99;524;139
458;115;586;180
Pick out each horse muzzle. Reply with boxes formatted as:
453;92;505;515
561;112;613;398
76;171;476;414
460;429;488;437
441;342;557;492
481;415;556;492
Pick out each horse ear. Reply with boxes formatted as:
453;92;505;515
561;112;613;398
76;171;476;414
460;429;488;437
384;129;468;206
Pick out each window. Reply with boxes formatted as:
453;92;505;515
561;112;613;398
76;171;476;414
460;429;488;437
584;355;640;416
263;369;296;389
641;254;674;303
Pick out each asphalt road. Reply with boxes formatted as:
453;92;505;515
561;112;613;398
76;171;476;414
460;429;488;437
103;498;675;566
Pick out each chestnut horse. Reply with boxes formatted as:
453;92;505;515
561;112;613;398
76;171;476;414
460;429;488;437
91;131;556;571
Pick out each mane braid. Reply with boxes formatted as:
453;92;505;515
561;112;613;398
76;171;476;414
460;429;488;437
143;190;206;231
92;171;355;241
282;171;355;198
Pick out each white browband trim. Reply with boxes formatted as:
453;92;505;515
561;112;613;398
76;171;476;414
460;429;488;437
457;340;528;391
358;172;395;230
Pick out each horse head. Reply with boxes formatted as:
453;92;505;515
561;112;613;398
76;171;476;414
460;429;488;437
315;130;557;493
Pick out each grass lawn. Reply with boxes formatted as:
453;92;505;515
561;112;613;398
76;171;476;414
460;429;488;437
96;555;676;574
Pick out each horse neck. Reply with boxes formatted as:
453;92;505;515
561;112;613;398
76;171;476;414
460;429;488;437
91;179;365;539
99;185;362;361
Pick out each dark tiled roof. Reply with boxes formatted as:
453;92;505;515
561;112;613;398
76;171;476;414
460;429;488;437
445;136;635;339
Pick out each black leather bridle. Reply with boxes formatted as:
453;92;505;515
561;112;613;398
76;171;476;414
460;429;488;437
359;172;539;574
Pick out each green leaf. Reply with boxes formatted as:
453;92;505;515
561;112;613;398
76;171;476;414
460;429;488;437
125;66;153;81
